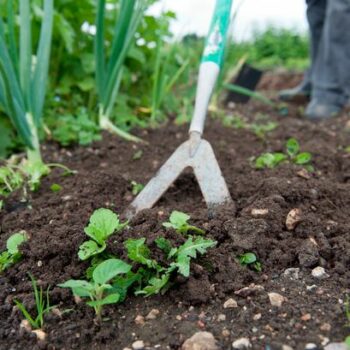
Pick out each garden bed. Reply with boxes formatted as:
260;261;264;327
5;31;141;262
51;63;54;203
1;74;350;350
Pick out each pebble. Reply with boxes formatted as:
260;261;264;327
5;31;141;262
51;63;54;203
324;343;349;350
300;313;311;321
251;208;269;217
311;266;329;279
320;323;331;331
235;284;264;297
268;292;285;307
283;268;300;280
181;332;219;350
132;340;145;350
20;319;31;332
134;315;145;326
145;309;160;320
217;314;226;322
224;298;238;308
305;344;317;350
282;346;294;350
222;329;230;337
253;313;261;321
286;208;302;230
232;337;252;349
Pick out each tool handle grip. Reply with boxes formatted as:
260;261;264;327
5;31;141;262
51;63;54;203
189;0;233;135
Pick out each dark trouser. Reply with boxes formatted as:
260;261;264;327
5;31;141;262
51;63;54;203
305;0;350;106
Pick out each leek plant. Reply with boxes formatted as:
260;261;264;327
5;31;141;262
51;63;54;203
95;0;146;142
0;0;54;188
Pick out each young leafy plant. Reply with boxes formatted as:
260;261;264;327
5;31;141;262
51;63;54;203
95;0;146;142
0;0;54;188
131;181;144;196
255;138;312;170
78;208;127;261
163;211;205;235
59;258;131;320
239;252;262;272
14;274;53;329
0;232;28;272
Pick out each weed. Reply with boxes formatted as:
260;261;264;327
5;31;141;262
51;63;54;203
0;232;28;272
255;138;312;170
250;121;278;140
163;211;204;235
78;208;127;261
131;181;144;195
239;252;262;272
50;184;62;192
15;274;53;329
59;258;131;320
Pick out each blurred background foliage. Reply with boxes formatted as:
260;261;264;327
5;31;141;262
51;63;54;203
0;0;309;158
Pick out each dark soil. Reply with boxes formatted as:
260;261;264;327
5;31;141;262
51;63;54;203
1;72;350;350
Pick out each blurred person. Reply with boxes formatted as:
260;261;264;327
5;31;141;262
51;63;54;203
279;0;350;120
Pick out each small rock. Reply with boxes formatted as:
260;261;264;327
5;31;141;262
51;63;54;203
145;309;160;320
251;208;269;217
134;315;145;325
320;323;331;332
300;313;311;321
297;169;311;179
283;268;300;280
306;284;317;291
324;343;349;350
32;329;47;341
286;208;302;230
123;348;132;350
305;344;317;350
217;314;226;322
253;313;261;321
235;284;264;297
222;329;230;337
311;266;329;279
37;260;43;267
51;307;62;318
282;345;294;350
74;295;82;304
182;332;219;350
232;337;252;349
176;315;182;321
223;298;238;308
132;340;145;350
268;292;285;307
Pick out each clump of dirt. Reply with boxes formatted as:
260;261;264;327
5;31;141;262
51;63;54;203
1;74;350;349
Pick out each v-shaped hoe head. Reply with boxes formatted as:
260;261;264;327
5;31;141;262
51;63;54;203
125;134;233;219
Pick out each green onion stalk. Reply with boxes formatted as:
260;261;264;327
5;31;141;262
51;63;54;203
95;0;147;143
0;0;54;189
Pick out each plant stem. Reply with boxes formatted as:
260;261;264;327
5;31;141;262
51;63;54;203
98;108;143;143
25;113;43;166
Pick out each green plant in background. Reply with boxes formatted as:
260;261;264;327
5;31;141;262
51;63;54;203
0;164;24;197
0;0;54;187
239;252;262;272
255;138;312;170
59;258;131;321
14;274;54;329
78;208;128;261
131;181;144;195
0;231;28;272
163;211;205;235
95;0;146;142
250;120;278;140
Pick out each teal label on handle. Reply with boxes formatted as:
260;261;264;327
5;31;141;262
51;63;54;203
202;0;233;67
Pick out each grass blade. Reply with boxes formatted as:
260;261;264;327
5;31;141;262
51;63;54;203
31;0;54;125
95;0;106;101
7;0;19;73
19;0;32;108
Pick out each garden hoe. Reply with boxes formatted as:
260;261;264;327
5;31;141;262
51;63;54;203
125;0;234;219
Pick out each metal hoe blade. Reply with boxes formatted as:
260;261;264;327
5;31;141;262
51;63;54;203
125;138;233;219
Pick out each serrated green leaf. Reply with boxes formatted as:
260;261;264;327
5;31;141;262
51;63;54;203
78;240;105;261
125;238;158;269
155;237;172;255
135;273;170;297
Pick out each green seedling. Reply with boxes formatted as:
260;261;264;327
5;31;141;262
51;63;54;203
78;208;128;261
50;183;62;192
125;238;160;270
137;236;217;296
222;115;247;129
0;165;24;197
163;211;205;235
239;252;262;272
0;232;28;272
59;258;131;320
14;274;54;329
250;121;278;140
131;181;144;196
255;138;312;170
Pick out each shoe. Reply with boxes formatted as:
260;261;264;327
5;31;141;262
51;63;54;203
279;81;311;102
305;99;342;121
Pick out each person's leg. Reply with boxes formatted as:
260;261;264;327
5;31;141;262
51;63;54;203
306;0;350;119
279;0;326;102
